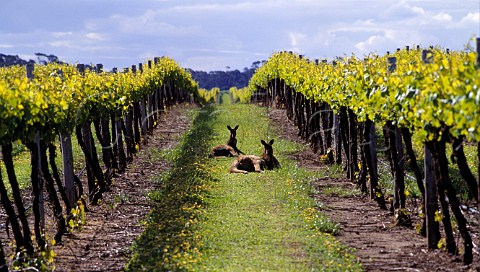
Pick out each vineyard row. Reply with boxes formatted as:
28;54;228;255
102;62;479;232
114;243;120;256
247;39;480;265
0;57;199;269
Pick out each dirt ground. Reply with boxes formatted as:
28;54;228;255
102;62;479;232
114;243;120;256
52;105;192;271
2;105;478;271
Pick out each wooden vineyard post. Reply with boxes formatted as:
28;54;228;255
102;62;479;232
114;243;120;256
369;121;379;198
82;120;95;200
154;57;164;117
347;109;358;181
424;144;439;249
331;61;342;165
112;66;127;172
138;63;148;145
131;65;141;147
60;132;76;210
147;60;155;131
387;56;396;73
422;50;440;249
387;57;407;217
339;107;350;178
333;113;341;164
60;64;85;209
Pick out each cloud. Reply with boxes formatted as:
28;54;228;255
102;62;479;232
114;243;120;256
52;32;73;38
380;0;425;19
289;32;307;48
87;11;205;37
49;39;125;53
432;12;453;23
85;33;107;41
355;35;387;52
458;12;480;27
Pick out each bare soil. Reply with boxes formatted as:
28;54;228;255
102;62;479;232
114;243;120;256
52;105;192;271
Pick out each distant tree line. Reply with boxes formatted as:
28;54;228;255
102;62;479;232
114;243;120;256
187;60;266;90
0;53;63;67
0;54;34;67
1;52;265;90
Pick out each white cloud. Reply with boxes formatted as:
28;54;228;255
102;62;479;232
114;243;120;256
432;12;453;23
355;35;381;52
458;12;480;27
289;32;307;47
52;32;73;38
49;39;125;53
85;33;107;41
49;40;75;49
381;0;425;19
89;12;205;37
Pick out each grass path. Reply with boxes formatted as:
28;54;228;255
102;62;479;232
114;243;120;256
126;101;362;271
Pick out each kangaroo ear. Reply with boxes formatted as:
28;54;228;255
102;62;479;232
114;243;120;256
269;139;274;145
227;125;232;130
261;140;267;146
234;125;239;130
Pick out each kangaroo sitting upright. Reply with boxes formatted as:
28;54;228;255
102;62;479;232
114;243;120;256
210;125;244;157
229;139;279;174
260;139;280;170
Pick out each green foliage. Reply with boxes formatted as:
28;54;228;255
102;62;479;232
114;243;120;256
197;87;220;104
0;55;198;270
0;57;198;144
229;86;253;103
249;46;479;202
67;199;87;232
12;247;56;272
249;39;480;142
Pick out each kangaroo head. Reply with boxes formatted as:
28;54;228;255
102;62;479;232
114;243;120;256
227;125;239;143
227;125;239;137
261;139;274;156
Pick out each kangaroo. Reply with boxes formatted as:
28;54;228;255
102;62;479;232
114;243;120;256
260;139;280;170
210;125;243;157
229;155;265;174
225;125;244;155
229;139;279;174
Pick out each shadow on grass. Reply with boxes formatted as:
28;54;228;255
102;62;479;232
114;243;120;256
125;106;218;271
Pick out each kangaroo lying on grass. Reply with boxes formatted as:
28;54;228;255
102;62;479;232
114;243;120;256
230;139;280;174
210;125;244;157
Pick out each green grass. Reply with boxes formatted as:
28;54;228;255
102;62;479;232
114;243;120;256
197;104;358;271
126;102;362;271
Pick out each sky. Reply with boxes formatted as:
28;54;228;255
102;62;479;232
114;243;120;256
0;0;479;71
